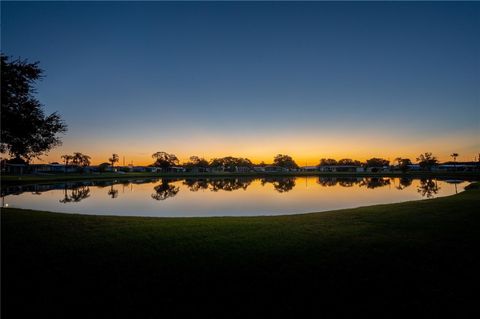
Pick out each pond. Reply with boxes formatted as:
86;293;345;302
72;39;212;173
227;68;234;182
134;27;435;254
1;176;472;217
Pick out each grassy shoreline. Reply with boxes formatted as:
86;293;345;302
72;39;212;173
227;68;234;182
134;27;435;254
2;183;479;316
2;170;479;186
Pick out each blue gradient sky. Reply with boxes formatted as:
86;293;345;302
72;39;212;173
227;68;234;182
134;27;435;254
2;1;479;165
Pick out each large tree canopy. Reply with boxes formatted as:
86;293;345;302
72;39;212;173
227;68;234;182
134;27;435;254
273;154;298;169
209;156;253;172
1;54;67;162
152;151;179;169
417;152;438;171
365;158;390;167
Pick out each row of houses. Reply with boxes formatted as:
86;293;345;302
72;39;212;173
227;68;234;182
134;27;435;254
3;162;480;175
301;164;479;172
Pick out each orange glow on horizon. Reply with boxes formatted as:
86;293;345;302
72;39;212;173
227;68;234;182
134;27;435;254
15;127;479;166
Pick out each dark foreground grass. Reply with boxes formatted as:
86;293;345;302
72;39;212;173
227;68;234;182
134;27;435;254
2;185;480;317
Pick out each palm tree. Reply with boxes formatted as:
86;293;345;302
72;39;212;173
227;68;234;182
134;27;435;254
72;152;91;167
81;154;91;167
109;153;119;171
61;154;73;173
450;153;459;171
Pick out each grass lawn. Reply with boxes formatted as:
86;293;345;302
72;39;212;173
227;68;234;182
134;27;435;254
2;183;480;317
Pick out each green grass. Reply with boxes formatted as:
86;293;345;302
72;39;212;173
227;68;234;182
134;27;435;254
2;184;480;317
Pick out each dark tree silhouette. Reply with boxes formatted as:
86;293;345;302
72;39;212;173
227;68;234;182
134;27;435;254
365;158;390;168
319;158;338;166
61;154;73;173
109;154;119;170
450;153;459;170
209;157;253;172
1;54;67;162
395;158;412;172
152;152;179;170
183;156;209;169
273;154;298;169
72;152;91;167
337;158;362;166
416;153;438;171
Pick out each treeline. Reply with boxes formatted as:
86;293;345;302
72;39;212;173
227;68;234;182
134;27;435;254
60;151;453;172
150;152;299;171
149;151;444;170
52;151;455;171
2;146;468;174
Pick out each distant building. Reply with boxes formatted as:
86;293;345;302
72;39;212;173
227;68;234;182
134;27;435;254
5;164;27;175
184;167;208;173
318;165;364;173
30;163;77;173
146;167;158;173
263;166;289;172
235;166;252;173
406;164;421;171
433;164;479;172
365;166;390;173
165;166;186;173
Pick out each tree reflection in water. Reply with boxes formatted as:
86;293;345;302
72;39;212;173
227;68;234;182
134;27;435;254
209;178;252;192
151;179;180;201
396;178;413;190
108;185;119;199
59;185;91;203
317;177;361;187
337;178;360;188
417;178;440;198
50;176;447;204
359;177;391;189
261;177;296;193
183;179;210;192
317;178;337;187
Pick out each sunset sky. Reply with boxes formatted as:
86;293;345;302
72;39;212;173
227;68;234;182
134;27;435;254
2;1;479;165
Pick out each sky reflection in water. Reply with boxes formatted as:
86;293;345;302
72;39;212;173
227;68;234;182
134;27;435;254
2;177;470;217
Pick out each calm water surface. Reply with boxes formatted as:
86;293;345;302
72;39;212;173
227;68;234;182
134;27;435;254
2;177;471;217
